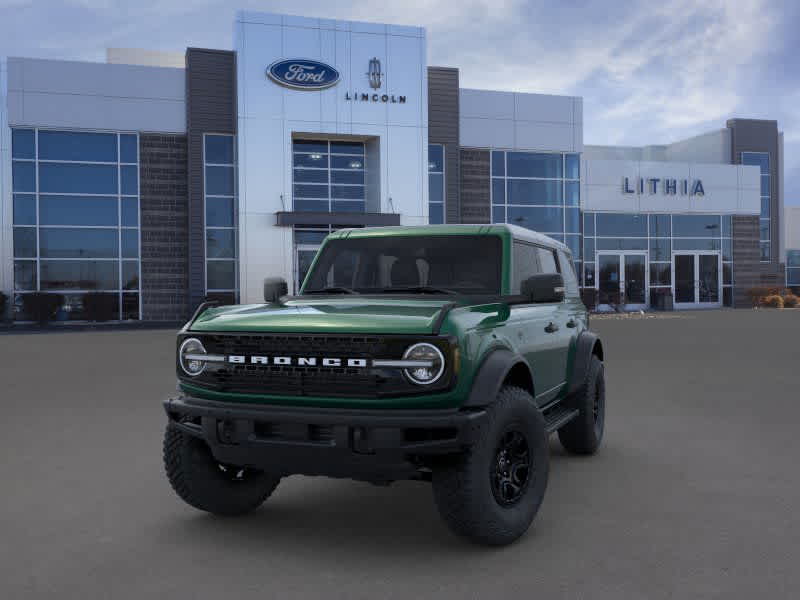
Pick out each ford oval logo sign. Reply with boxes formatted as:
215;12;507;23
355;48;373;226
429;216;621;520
267;59;340;90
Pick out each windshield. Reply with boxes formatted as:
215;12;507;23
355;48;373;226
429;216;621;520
302;235;503;295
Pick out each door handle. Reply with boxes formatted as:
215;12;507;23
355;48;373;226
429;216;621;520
566;319;577;328
545;322;559;333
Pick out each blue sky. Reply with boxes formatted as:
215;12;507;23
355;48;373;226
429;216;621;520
2;0;798;205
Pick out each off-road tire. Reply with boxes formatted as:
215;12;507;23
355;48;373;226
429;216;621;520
163;425;280;516
432;386;549;546
558;355;605;455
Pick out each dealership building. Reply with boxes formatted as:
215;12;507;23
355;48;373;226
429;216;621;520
0;10;793;321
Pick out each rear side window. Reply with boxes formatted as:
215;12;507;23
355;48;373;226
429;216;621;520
537;247;560;275
512;242;541;293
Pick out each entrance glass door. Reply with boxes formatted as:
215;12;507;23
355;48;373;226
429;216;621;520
597;252;648;311
672;252;721;308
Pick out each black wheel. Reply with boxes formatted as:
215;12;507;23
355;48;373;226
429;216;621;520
432;386;549;546
163;425;281;516
558;355;605;455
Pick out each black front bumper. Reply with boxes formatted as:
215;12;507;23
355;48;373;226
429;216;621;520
163;396;486;482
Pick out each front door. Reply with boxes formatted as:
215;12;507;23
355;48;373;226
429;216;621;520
672;252;721;309
596;252;648;311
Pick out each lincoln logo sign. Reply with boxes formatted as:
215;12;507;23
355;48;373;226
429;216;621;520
266;59;340;90
623;177;705;196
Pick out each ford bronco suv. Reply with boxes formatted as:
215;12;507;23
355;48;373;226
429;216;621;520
163;224;605;545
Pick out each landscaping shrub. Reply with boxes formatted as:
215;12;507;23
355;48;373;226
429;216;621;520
83;292;118;322
21;292;64;324
762;295;784;309
782;294;799;308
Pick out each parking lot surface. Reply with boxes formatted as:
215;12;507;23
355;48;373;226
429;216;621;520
2;309;799;599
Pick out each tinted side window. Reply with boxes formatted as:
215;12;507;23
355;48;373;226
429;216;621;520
558;250;579;296
512;242;540;293
537;247;560;274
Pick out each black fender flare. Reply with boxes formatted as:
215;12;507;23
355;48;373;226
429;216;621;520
567;331;604;396
462;348;534;408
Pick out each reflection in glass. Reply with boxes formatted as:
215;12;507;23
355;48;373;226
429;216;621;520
207;260;236;290
39;163;118;194
507;152;562;178
39;228;118;258
38;130;117;162
40;195;118;226
507;180;562;205
40;261;119;290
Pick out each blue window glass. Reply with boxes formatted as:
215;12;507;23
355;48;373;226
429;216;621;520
507;152;562;178
545;233;564;243
205;166;235;195
121;198;139;227
207;260;236;290
583;238;595;261
13;227;37;258
429;203;444;224
789;269;800;285
673;238;721;251
294;231;329;245
293;140;328;154
12;161;36;192
205;135;234;164
649;238;671;261
506;206;563;233
649;214;671;237
428;145;444;172
294;168;328;184
565;154;580;179
583;213;595;237
492;179;505;205
565;234;580;260
331;185;364;200
206;197;234;227
40;195;118;226
40;260;119;290
330;141;364;155
14;261;37;291
12;129;35;159
491;151;505;177
39;163;118;194
39;228;118;258
761;197;770;218
565;207;580;233
722;238;732;261
331;170;364;185
13;194;36;225
673;215;721;237
331;201;366;213
565;181;579;206
760;242;770;261
492;206;505;224
741;152;769;174
596;238;647;251
122;261;139;290
650;264;671;286
331;155;363;169
787;251;800;268
294;184;328;199
595;213;647;237
206;229;236;259
507;180;562;205
121;165;138;195
429;174;444;204
122;229;139;258
721;215;732;237
759;220;770;240
120;134;138;163
294;200;329;212
760;175;770;197
294;153;329;168
38;131;117;162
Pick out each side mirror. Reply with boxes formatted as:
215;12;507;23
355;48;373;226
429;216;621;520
521;273;565;303
263;277;288;303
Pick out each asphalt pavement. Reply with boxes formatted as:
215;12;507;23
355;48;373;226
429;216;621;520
1;309;799;599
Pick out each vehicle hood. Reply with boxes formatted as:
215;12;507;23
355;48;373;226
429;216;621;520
188;297;457;335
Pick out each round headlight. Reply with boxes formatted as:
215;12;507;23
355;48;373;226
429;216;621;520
179;337;207;376
403;343;445;385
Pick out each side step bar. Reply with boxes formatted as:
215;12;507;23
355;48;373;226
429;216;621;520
543;406;580;434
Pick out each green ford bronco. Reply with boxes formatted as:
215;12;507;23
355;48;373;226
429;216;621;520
163;224;605;545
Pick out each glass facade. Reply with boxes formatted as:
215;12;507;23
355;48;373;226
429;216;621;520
742;152;770;261
292;140;365;213
11;128;141;320
491;150;581;272
204;134;238;303
428;144;444;224
787;250;800;287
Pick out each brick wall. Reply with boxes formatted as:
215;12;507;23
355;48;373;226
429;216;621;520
459;149;490;224
139;134;189;321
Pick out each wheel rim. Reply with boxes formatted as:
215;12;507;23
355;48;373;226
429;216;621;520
490;428;532;507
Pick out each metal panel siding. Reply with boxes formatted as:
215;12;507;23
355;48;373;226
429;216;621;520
427;67;460;223
186;48;237;312
459;149;490;224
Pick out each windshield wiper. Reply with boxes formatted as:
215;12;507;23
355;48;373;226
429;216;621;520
378;286;457;295
304;286;359;295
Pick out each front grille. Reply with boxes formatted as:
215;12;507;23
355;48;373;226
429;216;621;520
181;333;453;399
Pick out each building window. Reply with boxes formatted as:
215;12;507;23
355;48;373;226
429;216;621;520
491;150;581;274
428;144;445;224
742;152;770;261
292;140;365;213
11;128;141;321
204;134;238;303
787;250;800;289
